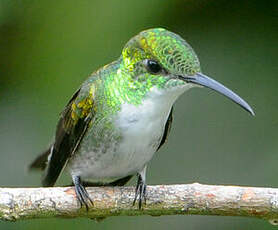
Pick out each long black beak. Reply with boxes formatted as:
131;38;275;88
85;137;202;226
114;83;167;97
179;73;255;116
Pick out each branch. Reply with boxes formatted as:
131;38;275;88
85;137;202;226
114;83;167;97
1;183;278;225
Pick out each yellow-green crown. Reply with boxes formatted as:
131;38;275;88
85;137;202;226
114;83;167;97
122;28;201;76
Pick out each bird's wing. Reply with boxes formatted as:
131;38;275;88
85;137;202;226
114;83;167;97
42;85;96;187
157;107;173;151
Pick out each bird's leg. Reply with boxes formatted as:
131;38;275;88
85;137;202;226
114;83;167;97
72;175;93;211
133;166;147;209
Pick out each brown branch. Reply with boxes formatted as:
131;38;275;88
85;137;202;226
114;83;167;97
1;183;278;225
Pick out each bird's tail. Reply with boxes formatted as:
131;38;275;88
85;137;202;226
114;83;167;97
29;147;51;171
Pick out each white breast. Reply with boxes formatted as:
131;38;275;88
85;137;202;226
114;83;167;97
70;84;193;182
114;85;191;175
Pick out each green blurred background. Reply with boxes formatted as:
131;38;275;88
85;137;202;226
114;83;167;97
0;0;277;229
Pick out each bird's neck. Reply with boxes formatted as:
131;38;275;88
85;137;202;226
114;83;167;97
101;57;169;106
90;57;192;118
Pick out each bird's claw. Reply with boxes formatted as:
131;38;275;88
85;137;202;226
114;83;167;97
133;176;147;209
73;176;93;211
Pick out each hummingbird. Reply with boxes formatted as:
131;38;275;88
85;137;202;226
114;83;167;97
29;28;254;210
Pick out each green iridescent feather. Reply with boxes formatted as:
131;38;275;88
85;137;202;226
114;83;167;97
71;28;201;125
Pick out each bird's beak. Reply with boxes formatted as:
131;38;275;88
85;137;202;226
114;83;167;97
179;73;255;116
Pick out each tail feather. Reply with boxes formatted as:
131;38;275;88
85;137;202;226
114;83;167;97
29;147;51;171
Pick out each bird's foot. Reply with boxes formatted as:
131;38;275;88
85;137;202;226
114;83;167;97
73;176;93;211
133;174;147;209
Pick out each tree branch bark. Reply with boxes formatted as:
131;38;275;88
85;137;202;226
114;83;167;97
1;183;278;225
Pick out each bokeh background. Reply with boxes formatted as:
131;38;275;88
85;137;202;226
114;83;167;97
0;0;277;229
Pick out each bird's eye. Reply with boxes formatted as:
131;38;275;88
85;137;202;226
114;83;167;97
144;59;162;74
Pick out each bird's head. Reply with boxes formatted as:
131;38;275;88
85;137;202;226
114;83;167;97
121;28;254;115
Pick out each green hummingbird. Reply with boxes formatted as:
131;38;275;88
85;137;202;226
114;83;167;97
29;28;254;209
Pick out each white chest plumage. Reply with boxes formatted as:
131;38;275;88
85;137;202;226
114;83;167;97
115;88;180;173
70;85;192;182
